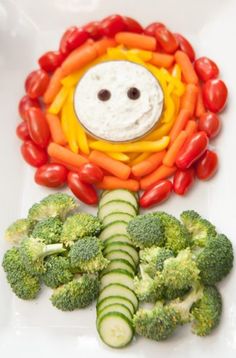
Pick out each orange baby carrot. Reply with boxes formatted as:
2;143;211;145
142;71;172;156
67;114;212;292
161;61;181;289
97;176;139;192
89;150;131;180
163;131;188;167
48;142;88;168
149;53;174;68
140;165;176;190
169;109;191;144
185;120;198;137
94;37;117;56
181;83;198;117
195;87;206;118
115;32;156;51
131;151;166;177
175;50;198;85
46;114;67;145
43;68;63;104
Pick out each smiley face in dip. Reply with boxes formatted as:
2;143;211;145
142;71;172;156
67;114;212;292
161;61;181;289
74;60;164;142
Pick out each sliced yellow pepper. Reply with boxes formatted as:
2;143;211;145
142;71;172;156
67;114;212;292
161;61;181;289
107;152;130;162
48;86;69;115
128;49;152;62
144;120;175;141
172;64;182;80
107;46;127;60
130;152;150;166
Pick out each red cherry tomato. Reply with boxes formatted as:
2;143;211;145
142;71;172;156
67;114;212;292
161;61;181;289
202;79;228;113
77;163;104;184
144;22;165;37
196;150;218;180
176;131;209;170
25;70;50;99
67;172;98;205
16;121;30;141
35;163;68;188
198;112;221;139
21;140;48;167
140;180;172;208
155;26;179;53
99;14;127;37
194;57;219;82
123;16;143;33
38;51;64;73
26;108;50;148
18;95;40;121
83;21;102;40
173;168;195;195
174;33;195;62
59;26;89;55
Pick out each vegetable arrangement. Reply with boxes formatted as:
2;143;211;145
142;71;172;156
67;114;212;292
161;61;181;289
15;15;227;208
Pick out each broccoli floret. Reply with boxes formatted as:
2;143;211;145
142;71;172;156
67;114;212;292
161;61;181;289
180;210;217;246
50;273;99;311
127;214;165;249
195;234;233;285
41;256;73;288
191;285;222;336
2;247;40;300
133;301;180;341
68;237;109;273
4;218;33;245
31;217;63;244
134;264;164;302
20;237;65;275
154;212;191;254
60;213;102;246
140;247;174;277
28;193;78;222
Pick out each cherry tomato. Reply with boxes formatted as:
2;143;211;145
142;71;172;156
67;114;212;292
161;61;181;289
123;16;143;33
83;21;102;40
78;163;104;184
67;172;98;205
21;140;48;167
16;121;30;141
155;26;179;53
18;95;40;121
99;14;127;37
25;69;50;99
26;108;50;148
173;168;195;195
144;22;165;37
35;163;68;188
198;112;221;139
196;150;218;180
59;26;89;55
140;180;172;208
176;131;209;170
202;79;228;113
194;57;219;82
38;51;64;73
174;33;195;62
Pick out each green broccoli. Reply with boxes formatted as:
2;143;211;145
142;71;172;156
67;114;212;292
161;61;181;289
31;217;63;244
50;273;99;311
140;247;174;277
127;214;165;249
60;213;102;245
68;237;109;273
28;193;78;222
2;247;40;300
41;256;73;288
20;237;65;275
133;301;180;341
191;285;222;336
180;210;217;246
154;212;191;254
134;265;164;302
4;218;33;245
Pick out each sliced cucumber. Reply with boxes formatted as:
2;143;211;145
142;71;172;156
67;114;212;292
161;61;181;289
104;235;133;246
98;283;138;310
99;221;128;241
104;242;139;267
100;269;134;291
99;189;138;211
102;259;135;275
97;312;134;348
98;201;137;221
103;212;133;226
97;303;132;327
105;250;136;270
97;296;135;315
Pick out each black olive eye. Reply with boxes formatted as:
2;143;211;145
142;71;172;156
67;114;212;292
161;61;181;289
127;87;141;100
97;89;111;101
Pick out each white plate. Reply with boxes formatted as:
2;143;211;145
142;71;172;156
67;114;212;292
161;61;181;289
0;0;236;356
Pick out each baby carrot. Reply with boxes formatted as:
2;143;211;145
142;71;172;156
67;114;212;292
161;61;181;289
48;142;88;168
149;53;174;68
163;131;188;167
195;87;206;118
132;151;166;177
115;32;156;51
43;67;64;104
94;37;117;56
185;120;198;137
181;83;198;117
89;150;131;180
169;109;191;144
46;114;67;145
140;164;176;190
175;50;198;85
97;176;139;192
130;152;150;166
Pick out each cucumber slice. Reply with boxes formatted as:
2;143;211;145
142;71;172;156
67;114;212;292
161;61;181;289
105;250;136;270
99;189;138;211
98;201;137;221
104;242;139;267
104;235;133;246
100;269;134;291
98;283;138;310
97;312;134;348
99;221;128;241
97;296;135;315
103;212;133;226
102;259;135;275
97;303;133;327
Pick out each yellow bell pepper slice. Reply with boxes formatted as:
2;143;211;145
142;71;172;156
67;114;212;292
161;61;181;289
48;86;69;115
107;152;130;162
130;152;150;166
172;64;182;80
128;49;152;62
144;120;175;141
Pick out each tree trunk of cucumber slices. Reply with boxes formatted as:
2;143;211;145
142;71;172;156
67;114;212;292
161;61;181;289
96;189;139;348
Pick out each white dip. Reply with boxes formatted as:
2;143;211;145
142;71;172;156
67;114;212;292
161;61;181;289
74;60;164;142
